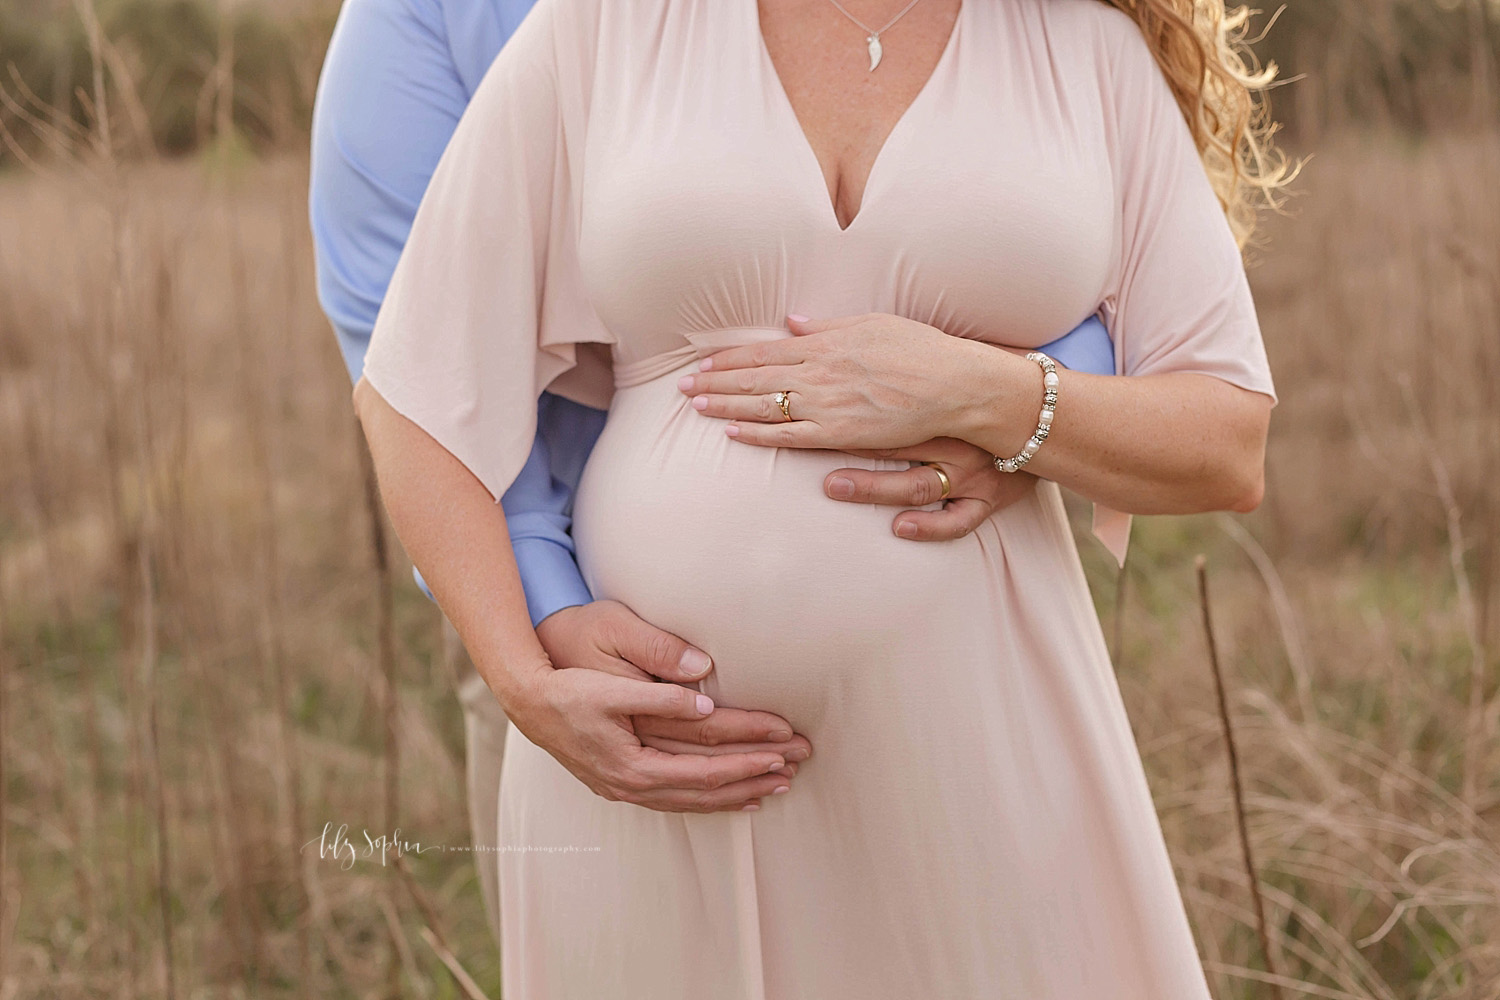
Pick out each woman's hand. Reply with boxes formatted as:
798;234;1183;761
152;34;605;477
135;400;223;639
676;313;1042;537
355;378;796;815
827;438;1038;540
537;599;812;785
677;313;991;451
677;311;1271;516
511;664;798;813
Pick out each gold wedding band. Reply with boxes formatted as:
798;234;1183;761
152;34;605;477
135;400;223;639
921;461;952;500
773;390;793;421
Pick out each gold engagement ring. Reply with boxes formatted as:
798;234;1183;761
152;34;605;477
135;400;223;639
773;391;793;421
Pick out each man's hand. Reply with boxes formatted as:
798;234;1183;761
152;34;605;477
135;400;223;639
825;437;1039;540
533;600;812;811
511;664;797;813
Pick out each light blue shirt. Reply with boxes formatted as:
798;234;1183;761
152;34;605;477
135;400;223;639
308;0;1115;626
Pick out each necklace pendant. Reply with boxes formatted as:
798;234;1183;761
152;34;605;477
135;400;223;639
866;33;882;71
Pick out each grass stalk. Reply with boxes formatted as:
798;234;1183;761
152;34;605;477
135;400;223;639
357;431;402;998
1195;555;1284;1000
396;856;490;1000
1394;374;1489;813
227;202;316;992
1111;559;1128;666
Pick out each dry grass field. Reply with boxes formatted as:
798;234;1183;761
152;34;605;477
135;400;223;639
1;3;1499;998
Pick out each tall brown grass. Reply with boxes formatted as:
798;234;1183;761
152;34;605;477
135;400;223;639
1;153;493;996
1;2;1498;998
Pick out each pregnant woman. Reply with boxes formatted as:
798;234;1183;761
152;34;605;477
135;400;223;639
355;0;1283;995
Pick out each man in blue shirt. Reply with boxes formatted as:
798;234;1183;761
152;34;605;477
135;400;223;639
310;0;1116;942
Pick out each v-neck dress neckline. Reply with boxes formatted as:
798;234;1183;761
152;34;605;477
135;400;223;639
751;0;966;233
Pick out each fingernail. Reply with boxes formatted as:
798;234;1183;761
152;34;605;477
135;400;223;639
679;648;712;678
699;358;713;371
725;424;739;438
695;694;714;715
785;747;810;762
828;476;855;499
677;375;695;392
742;803;761;812
692;396;709;411
771;785;790;795
768;729;793;742
787;313;810;323
896;520;918;538
767;760;785;771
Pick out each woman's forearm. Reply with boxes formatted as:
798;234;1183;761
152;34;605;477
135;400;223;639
945;339;1272;516
680;312;1269;516
352;377;550;713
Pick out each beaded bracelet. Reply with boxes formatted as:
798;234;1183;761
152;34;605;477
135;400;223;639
992;351;1058;474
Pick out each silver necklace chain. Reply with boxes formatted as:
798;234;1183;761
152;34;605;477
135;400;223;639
824;0;926;40
822;0;927;70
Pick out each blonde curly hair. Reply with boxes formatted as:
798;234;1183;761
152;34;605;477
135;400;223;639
1098;0;1295;249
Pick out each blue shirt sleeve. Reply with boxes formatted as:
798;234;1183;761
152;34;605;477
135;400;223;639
1038;315;1115;376
503;394;606;624
309;0;599;626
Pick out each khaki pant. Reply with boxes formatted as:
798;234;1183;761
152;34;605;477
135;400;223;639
448;620;509;948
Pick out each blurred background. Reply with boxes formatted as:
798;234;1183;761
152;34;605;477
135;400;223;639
0;0;1497;997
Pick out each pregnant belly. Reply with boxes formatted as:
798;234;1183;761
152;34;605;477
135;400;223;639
571;370;988;724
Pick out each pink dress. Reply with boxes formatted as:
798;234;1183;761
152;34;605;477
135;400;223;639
363;1;1278;996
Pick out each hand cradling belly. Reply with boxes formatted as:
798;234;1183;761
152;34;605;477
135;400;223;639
570;372;985;723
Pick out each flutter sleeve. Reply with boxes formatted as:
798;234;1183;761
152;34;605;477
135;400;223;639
1089;20;1278;566
361;0;615;504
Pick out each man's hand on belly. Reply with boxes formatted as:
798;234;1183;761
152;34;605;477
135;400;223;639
824;437;1039;541
534;600;813;812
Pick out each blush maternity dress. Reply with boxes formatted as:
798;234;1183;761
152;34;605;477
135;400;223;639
362;0;1278;996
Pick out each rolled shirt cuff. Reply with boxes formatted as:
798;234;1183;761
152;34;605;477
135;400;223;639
409;537;593;627
511;535;595;627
